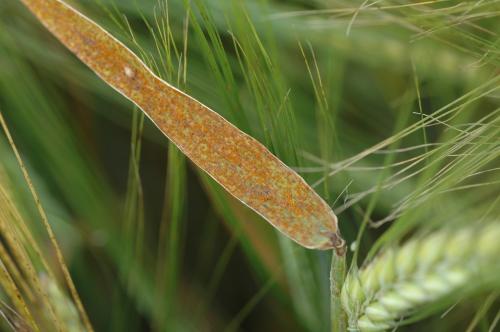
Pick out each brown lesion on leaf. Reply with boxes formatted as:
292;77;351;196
331;232;346;256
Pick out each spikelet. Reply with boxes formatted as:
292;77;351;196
341;223;500;331
40;273;85;332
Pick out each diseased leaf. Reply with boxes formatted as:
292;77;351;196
19;0;344;250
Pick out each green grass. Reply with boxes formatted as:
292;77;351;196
0;0;499;331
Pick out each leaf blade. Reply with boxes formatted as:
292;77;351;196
20;0;343;250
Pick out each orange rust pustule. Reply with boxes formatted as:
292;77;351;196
20;0;343;249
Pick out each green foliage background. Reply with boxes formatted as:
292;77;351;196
0;0;498;331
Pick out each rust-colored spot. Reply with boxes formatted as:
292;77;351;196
20;0;343;250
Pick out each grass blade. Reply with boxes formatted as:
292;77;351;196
0;110;93;332
19;0;344;250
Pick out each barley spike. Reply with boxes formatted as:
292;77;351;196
341;223;500;331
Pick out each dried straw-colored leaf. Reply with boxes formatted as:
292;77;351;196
0;256;38;331
19;0;344;250
0;110;92;331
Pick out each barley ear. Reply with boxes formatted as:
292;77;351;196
341;223;500;331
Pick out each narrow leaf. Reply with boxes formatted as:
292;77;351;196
19;0;344;250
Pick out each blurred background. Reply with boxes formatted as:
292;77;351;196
0;0;499;331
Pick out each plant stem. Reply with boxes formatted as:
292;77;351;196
331;249;347;332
